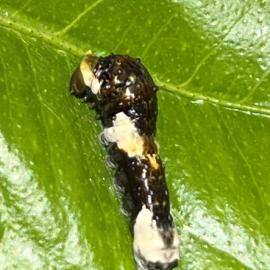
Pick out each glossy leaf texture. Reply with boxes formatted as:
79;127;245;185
0;1;269;269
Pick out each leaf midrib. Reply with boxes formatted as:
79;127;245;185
0;13;269;117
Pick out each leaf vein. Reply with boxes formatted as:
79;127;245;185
179;6;253;89
141;14;175;58
21;36;60;187
0;12;269;116
53;0;104;36
239;67;270;104
217;109;264;210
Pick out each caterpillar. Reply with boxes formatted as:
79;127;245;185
70;52;180;270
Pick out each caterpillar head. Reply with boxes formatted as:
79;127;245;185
133;206;179;270
69;52;100;98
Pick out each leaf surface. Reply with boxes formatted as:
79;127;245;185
0;1;269;269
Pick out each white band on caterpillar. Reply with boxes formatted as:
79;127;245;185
103;112;144;157
133;205;179;268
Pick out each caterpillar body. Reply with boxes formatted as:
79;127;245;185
70;53;180;270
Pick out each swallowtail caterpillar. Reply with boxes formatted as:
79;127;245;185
70;52;180;270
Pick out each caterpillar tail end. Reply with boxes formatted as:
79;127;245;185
133;206;180;270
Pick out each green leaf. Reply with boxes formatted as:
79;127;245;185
0;1;269;269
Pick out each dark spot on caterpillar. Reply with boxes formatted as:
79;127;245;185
70;53;180;270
